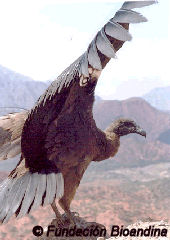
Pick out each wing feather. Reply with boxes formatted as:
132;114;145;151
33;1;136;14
96;28;116;59
105;21;132;41
29;174;47;212
3;173;30;223
0;112;28;161
122;1;157;10
88;39;103;70
112;9;147;23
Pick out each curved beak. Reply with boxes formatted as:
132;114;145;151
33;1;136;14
135;126;146;138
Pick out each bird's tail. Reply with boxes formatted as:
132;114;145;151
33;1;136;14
0;167;64;223
0;111;28;161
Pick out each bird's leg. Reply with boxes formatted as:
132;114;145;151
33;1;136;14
58;167;83;225
51;200;64;226
59;198;77;225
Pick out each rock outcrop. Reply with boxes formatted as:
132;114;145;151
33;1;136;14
37;213;108;240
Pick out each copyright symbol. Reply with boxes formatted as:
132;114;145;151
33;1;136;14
32;225;43;237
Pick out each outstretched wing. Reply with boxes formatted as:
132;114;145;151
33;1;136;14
20;1;157;173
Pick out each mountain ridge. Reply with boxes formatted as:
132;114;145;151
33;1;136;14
0;64;49;116
142;86;170;111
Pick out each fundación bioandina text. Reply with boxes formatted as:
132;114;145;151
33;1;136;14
32;224;168;238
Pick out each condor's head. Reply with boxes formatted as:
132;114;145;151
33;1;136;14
107;118;146;138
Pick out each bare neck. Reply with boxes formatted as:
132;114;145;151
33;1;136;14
105;129;118;140
92;129;120;162
105;130;120;157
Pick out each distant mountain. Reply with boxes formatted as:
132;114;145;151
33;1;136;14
0;65;36;83
158;129;170;145
143;86;170;111
1;96;170;172
0;65;49;116
0;65;103;117
94;97;170;140
95;95;102;102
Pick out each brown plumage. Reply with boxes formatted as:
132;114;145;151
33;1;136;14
0;1;155;225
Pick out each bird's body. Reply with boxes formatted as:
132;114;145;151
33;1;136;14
9;73;121;222
0;0;155;225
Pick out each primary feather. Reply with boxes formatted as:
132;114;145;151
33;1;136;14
122;1;157;10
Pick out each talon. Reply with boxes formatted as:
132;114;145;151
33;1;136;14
65;211;77;226
58;218;65;227
73;212;79;217
70;211;79;217
67;215;76;225
69;218;76;226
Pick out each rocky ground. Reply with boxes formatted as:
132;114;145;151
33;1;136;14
0;172;170;239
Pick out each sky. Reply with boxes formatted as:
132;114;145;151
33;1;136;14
0;0;169;100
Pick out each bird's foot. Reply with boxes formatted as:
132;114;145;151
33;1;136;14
64;211;79;226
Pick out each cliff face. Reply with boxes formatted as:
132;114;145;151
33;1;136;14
93;97;170;140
